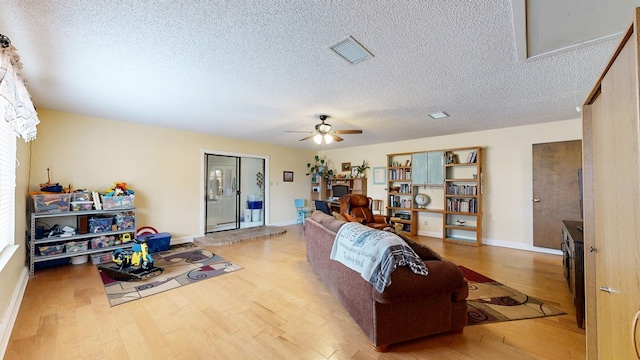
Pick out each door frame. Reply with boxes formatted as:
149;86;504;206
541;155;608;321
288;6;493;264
199;148;270;237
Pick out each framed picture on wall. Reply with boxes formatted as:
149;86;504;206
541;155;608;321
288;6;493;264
373;166;386;184
283;171;294;182
341;162;351;171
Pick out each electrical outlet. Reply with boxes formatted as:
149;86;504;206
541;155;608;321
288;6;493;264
423;220;428;225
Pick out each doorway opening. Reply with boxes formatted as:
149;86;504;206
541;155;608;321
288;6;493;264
202;151;267;233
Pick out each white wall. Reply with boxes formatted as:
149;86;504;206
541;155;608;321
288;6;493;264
320;119;582;252
30;109;316;240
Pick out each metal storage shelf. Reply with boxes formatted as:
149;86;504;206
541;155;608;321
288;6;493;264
28;208;137;275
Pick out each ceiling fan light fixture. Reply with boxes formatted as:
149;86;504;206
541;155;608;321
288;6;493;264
324;134;333;144
313;133;323;144
329;36;374;65
318;123;331;132
428;111;449;119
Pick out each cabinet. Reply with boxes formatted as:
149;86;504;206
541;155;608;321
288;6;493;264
311;176;367;202
27;208;137;275
328;177;367;197
443;147;482;246
310;175;329;201
412;151;444;186
562;220;584;329
387;153;416;235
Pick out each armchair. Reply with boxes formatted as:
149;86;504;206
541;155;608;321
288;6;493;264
339;194;390;229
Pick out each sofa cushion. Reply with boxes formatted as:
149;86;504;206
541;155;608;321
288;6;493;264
311;210;346;233
372;259;467;303
383;228;441;261
332;211;346;221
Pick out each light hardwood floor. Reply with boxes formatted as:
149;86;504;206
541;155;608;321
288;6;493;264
6;226;585;359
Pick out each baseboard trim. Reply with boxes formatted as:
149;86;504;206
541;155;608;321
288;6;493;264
416;231;562;256
480;238;562;255
0;266;28;359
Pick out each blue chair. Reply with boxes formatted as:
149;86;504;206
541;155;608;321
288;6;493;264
294;199;310;225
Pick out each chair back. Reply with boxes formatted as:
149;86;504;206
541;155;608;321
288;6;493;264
372;199;385;214
339;194;374;223
314;200;331;215
294;198;306;209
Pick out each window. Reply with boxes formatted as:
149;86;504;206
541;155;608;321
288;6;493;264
0;118;16;253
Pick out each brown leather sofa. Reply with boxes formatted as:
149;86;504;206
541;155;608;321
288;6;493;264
305;211;468;351
339;194;389;229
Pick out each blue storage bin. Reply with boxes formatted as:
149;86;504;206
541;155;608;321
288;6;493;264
139;232;172;253
247;201;263;209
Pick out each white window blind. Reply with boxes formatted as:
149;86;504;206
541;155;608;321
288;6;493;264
0;118;16;252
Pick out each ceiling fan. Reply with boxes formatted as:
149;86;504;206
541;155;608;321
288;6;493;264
286;115;363;144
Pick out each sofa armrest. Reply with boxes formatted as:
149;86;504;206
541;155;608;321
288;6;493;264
372;259;468;304
372;214;390;224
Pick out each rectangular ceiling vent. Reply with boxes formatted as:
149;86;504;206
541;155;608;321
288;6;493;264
329;36;374;65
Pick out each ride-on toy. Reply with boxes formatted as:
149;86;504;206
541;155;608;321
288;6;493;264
98;237;164;281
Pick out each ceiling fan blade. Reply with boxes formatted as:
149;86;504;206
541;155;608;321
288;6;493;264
333;129;363;134
286;130;314;133
330;134;344;142
299;134;316;141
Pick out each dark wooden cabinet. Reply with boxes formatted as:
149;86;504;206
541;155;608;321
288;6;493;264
562;220;584;328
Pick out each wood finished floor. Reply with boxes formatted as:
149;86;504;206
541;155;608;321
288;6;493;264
6;225;585;359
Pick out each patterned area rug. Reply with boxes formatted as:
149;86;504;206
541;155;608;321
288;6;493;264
459;266;566;325
98;243;242;306
194;226;286;246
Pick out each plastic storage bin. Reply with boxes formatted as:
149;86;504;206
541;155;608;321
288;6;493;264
32;193;71;214
89;217;113;233
243;209;252;222
37;244;65;256
65;240;89;253
90;235;115;249
71;192;92;201
70;201;93;211
139;232;172;253
115;214;135;230
247;201;263;209
90;252;113;265
251;209;261;222
101;195;135;210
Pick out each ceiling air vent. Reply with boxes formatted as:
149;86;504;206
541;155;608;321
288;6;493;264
329;36;374;65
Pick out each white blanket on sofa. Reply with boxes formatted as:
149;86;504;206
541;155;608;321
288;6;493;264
330;222;429;292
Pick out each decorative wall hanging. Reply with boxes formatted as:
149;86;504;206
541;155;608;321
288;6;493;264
0;33;40;142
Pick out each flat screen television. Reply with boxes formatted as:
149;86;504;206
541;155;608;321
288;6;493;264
332;185;349;198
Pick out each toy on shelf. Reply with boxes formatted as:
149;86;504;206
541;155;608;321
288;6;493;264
39;167;64;192
103;182;135;197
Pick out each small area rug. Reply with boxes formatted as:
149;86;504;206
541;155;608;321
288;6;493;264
194;226;286;246
459;266;566;325
98;243;242;306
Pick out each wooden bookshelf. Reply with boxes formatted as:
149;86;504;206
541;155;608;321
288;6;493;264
386;147;483;245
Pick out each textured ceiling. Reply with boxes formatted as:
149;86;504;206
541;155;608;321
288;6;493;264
0;1;626;149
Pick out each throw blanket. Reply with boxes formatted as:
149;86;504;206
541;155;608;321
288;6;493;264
330;222;429;292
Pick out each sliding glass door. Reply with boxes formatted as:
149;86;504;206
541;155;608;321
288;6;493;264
204;154;265;232
205;155;239;232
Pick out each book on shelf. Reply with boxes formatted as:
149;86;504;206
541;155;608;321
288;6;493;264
466;150;477;163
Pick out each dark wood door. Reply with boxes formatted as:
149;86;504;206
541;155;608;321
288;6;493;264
532;140;582;249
